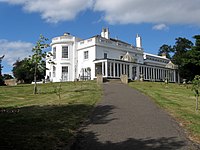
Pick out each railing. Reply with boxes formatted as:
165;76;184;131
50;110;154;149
52;36;73;43
97;37;141;51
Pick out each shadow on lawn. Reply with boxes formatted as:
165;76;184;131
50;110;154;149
0;104;95;150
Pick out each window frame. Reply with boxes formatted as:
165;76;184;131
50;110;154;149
62;46;69;58
84;51;89;60
104;53;108;59
53;47;56;59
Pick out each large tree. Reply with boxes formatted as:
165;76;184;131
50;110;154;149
158;44;173;59
183;35;200;81
13;58;45;84
171;37;193;79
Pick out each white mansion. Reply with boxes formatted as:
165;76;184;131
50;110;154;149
46;28;178;82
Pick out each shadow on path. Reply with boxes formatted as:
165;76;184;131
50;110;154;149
72;104;187;150
73;132;186;150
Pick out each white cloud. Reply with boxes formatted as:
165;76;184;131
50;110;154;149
1;0;200;26
94;0;200;26
152;24;169;31
0;39;33;66
1;0;93;23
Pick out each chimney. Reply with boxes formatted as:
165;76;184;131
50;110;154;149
101;28;110;39
136;34;142;48
161;53;167;58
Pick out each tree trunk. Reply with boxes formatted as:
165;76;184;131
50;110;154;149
33;64;37;94
196;96;199;111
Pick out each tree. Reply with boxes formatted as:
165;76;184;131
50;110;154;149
182;35;200;81
192;75;200;111
29;35;52;94
171;37;193;80
3;74;13;80
172;37;193;64
0;55;5;86
13;58;46;83
158;44;173;59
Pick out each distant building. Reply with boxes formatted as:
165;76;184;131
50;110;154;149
46;28;178;82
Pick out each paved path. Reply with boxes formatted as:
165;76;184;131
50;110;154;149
72;82;199;150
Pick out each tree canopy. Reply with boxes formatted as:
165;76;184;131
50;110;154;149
159;35;200;81
158;44;173;59
12;58;45;84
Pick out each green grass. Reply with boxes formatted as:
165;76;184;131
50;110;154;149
0;81;102;149
129;81;200;143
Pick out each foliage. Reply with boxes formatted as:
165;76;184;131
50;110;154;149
182;35;200;81
172;37;193;65
0;55;5;86
159;36;200;81
3;74;13;80
0;76;4;86
29;34;52;94
52;83;62;100
158;44;173;59
12;58;45;83
171;37;193;80
192;75;200;111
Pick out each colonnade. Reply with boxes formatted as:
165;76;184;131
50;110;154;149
94;60;177;82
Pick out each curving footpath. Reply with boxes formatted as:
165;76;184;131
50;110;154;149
72;82;200;150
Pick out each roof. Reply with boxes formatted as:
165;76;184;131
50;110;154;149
144;52;169;60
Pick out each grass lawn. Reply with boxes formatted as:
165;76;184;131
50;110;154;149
129;81;200;143
0;81;102;149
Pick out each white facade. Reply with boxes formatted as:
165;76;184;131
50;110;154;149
46;29;178;82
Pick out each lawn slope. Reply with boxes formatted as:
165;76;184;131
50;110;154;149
0;81;102;149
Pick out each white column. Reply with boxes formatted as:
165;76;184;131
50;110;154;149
120;63;122;77
110;62;112;77
102;62;104;76
123;64;126;75
105;61;108;77
126;65;128;76
113;62;116;77
178;71;180;84
136;65;140;80
116;63;119;77
144;67;148;79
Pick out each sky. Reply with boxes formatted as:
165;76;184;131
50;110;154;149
0;0;200;75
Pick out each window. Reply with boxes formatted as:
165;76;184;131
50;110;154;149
84;51;89;59
53;66;56;77
53;47;56;59
104;53;107;59
62;66;68;73
62;66;68;81
62;46;69;58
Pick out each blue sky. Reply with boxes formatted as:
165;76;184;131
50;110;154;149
0;0;200;75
